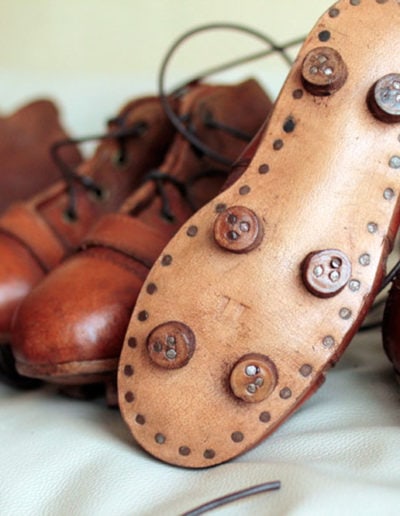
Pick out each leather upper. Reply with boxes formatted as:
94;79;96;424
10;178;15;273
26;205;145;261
12;79;272;376
0;97;175;336
0;99;81;213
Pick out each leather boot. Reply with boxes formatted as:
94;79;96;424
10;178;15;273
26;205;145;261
382;277;400;382
11;79;272;401
117;0;400;467
0;96;175;386
0;99;81;213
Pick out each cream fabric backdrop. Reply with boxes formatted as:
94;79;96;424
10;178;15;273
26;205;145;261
1;1;400;515
0;0;332;134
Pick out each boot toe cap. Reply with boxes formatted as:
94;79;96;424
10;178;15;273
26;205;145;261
12;254;144;382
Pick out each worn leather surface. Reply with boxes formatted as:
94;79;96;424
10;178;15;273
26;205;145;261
11;79;272;383
1;330;400;515
1;0;399;512
0;97;175;338
119;0;400;468
0;99;81;213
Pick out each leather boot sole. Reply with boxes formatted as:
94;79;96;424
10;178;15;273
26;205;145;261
119;0;400;467
16;357;118;385
16;357;118;404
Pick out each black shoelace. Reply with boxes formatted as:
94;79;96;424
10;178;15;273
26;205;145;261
182;481;281;516
50;116;148;221
145;23;304;223
139;167;229;223
51;23;302;226
158;22;304;166
137;97;261;223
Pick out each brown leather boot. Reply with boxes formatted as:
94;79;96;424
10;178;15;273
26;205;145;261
118;0;400;467
0;99;81;213
11;79;272;400
382;277;400;382
0;96;175;387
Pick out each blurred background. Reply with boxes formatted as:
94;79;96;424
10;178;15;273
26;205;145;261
0;0;333;136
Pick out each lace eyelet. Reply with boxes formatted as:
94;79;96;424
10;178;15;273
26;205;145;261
136;121;149;136
89;187;109;203
161;212;176;224
62;209;78;224
112;151;128;168
111;120;148;168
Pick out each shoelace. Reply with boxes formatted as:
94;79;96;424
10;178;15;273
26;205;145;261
158;23;304;166
139;22;303;231
182;481;281;516
51;23;302;224
137;103;255;223
147;23;305;224
50;115;148;221
139;168;229;223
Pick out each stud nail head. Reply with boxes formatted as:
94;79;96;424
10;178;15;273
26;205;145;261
127;337;137;348
368;74;400;123
186;225;198;237
135;414;145;425
359;253;371;267
300;364;313;377
230;354;277;403
147;321;195;369
323;336;335;348
124;365;134;377
146;283;157;295
293;89;304;99
301;47;348;96
179;446;191;456
213;206;263;254
155;433;166;444
384;188;395;200
390;156;400;169
204;449;216;459
138;310;149;322
318;30;331;42
280;387;292;400
339;307;352;320
349;279;361;292
259;411;271;423
302;249;352;298
259;164;270;174
125;391;134;403
161;254;172;266
215;203;227;213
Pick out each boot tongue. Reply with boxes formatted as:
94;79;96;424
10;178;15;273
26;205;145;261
121;78;272;234
120;84;231;232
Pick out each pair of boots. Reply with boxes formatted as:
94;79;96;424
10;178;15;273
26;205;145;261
4;0;400;469
0;80;272;400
